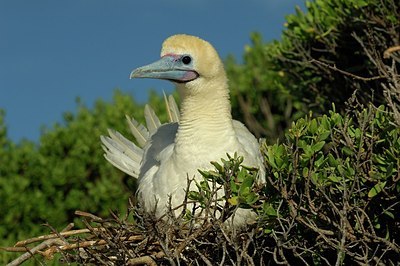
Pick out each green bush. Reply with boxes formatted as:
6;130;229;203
257;104;400;264
226;0;399;140
180;104;399;265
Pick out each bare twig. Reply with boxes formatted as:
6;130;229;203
309;59;386;81
383;46;400;59
14;228;98;247
6;223;73;266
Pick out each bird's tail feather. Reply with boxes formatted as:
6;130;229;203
101;95;180;178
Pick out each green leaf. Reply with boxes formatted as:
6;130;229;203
327;153;338;167
244;193;258;205
383;210;394;219
368;181;387;198
241;173;255;188
230;179;239;193
210;161;223;173
228;196;239;206
314;154;326;168
302;167;309;177
263;203;278;217
328;175;341;183
200;180;210;192
309;119;318;134
264;228;273;234
385;163;394;178
187;191;202;201
311;141;325;153
237;168;248;182
342;146;354;156
319;130;331;141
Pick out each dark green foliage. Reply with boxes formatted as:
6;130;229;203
187;153;260;219
184;104;399;265
226;0;400;141
259;105;400;264
279;0;399;110
226;35;302;141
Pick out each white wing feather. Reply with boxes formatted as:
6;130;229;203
125;115;149;148
163;92;180;123
101;96;180;180
144;105;161;135
168;95;180;123
101;133;141;178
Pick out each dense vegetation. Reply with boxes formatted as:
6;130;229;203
1;0;399;264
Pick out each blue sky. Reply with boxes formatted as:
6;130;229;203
0;0;304;143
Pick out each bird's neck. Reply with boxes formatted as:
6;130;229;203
174;79;235;155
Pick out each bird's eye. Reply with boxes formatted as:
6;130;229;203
182;56;192;65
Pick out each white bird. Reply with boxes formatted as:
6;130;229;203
101;34;265;227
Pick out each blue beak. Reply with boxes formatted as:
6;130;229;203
130;55;198;82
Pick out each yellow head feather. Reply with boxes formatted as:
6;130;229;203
161;34;225;80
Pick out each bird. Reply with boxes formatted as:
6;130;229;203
101;34;265;227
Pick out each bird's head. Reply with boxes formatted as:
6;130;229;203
130;34;226;92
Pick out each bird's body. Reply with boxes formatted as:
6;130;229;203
101;35;265;227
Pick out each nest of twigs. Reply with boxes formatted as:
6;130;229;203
3;196;269;266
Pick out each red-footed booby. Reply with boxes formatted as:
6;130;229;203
101;34;265;227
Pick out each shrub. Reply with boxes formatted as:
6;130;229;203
258;104;400;264
226;0;400;141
